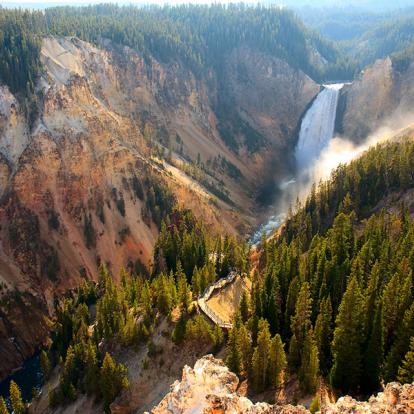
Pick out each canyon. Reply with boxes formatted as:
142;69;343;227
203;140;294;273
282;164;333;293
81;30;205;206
0;35;319;380
2;7;414;413
2;38;414;383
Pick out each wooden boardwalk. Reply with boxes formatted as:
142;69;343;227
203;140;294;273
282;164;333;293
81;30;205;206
197;271;239;329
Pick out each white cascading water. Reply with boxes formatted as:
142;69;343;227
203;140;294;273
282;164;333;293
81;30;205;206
295;83;344;173
251;83;344;244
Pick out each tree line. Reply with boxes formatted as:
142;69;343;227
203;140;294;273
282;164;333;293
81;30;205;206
0;4;355;98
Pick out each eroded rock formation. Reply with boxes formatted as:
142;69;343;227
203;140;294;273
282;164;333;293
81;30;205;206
337;56;414;142
151;355;414;414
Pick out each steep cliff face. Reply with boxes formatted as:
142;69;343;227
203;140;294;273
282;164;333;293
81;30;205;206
225;47;319;150
0;36;318;379
151;355;414;414
337;57;414;142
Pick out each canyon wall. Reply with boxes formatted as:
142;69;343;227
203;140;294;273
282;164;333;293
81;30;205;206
337;57;414;141
0;36;319;379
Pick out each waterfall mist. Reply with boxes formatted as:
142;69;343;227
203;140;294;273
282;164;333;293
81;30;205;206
252;101;414;244
251;84;344;243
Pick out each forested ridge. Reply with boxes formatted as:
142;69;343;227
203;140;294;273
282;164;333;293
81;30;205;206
246;137;414;396
4;3;414;99
347;15;414;68
299;6;414;72
0;4;353;97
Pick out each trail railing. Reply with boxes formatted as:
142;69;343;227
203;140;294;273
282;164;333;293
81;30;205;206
197;271;240;329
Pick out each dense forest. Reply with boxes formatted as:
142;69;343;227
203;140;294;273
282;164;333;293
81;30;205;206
245;137;414;396
0;9;42;95
300;7;414;42
347;16;414;67
0;4;354;98
3;138;414;411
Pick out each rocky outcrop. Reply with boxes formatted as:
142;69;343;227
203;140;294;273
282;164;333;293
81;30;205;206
337;57;414;142
151;355;414;414
325;382;414;413
151;355;309;414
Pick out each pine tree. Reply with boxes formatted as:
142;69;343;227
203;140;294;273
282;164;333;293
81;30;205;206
212;324;224;352
59;345;77;401
9;380;25;414
172;312;187;344
156;273;173;315
284;277;300;338
0;397;8;414
267;285;281;335
398;337;414;383
362;302;383;393
383;302;414;382
314;296;333;375
299;328;319;393
309;396;321;414
237;324;252;377
267;334;287;388
192;267;201;297
288;334;300;370
330;277;365;393
176;264;190;312
226;326;240;375
382;271;412;353
248;314;260;347
84;341;99;395
251;319;272;391
239;290;250;323
120;310;138;346
100;353;129;411
291;282;312;350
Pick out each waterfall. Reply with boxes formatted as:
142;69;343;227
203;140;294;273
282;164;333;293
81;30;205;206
251;83;344;244
295;83;344;174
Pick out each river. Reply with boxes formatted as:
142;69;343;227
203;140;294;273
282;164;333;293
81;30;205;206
251;83;345;244
0;352;43;407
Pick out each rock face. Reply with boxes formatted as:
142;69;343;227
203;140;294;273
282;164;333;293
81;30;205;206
325;382;414;413
0;36;318;379
151;355;309;414
224;47;319;151
151;355;414;414
338;57;414;142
